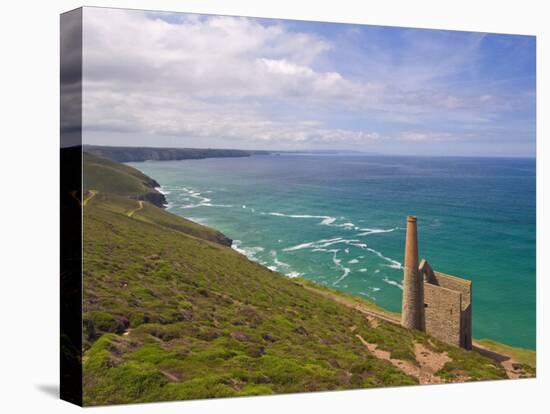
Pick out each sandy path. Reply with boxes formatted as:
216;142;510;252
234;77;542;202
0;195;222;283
127;200;144;217
71;189;97;206
300;283;400;326
356;334;451;384
301;282;526;378
82;190;97;206
500;359;529;379
472;342;529;379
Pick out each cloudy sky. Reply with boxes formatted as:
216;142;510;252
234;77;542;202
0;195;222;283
82;7;535;156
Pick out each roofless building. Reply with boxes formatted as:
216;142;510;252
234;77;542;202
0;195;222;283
401;216;472;350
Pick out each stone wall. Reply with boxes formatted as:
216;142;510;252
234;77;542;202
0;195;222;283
420;267;473;349
406;241;473;350
423;282;463;347
460;303;472;349
430;272;471;310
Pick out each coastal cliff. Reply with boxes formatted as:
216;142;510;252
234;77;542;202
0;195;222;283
83;152;167;209
83;151;231;246
81;154;533;406
84;145;270;163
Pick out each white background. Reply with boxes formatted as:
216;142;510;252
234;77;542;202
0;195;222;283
0;0;547;412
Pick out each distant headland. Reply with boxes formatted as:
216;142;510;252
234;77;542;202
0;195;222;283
83;145;272;163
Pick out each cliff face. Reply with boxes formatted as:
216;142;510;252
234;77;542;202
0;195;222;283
83;146;272;209
82;152;230;246
136;191;166;209
83;151;167;208
84;145;270;163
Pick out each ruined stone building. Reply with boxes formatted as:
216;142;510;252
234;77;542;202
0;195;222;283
401;216;472;350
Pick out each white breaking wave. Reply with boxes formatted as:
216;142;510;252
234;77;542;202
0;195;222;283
359;285;382;300
186;217;209;224
383;277;403;290
266;213;402;248
155;186;170;195
231;240;264;261
174;186;234;209
321;216;337;225
333;267;351;285
331;250;351;286
233;244;302;280
366;247;403;269
266;212;337;226
358;268;368;273
357;227;398;236
383;262;403;270
359;291;376;300
283;237;342;252
202;203;234;208
283;237;363;252
270;250;291;268
348;259;359;264
333;222;361;230
178;187;212;208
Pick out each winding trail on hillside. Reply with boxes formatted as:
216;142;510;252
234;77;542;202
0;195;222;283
355;334;452;384
82;190;97;206
471;342;528;379
127;200;144;218
298;281;524;379
299;282;401;326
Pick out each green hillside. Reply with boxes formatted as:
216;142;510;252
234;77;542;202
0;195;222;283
82;153;528;406
84;145;270;163
83;152;166;207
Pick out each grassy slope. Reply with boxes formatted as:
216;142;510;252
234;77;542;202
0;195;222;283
83;152;157;197
82;155;512;406
82;151;231;247
477;339;536;368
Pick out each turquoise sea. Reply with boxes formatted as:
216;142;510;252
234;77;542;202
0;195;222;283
128;154;536;349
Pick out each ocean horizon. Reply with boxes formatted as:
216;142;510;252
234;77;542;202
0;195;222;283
128;153;536;350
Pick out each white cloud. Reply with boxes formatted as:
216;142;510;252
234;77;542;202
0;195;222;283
83;9;340;100
82;8;385;146
83;88;382;146
399;131;457;142
80;8;534;153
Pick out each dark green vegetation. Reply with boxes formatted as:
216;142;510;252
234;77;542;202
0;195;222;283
85;145;270;163
82;153;512;406
84;152;166;208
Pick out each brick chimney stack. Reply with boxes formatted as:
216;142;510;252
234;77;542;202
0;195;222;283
401;216;425;330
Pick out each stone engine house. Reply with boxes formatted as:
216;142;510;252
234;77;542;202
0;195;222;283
401;216;472;350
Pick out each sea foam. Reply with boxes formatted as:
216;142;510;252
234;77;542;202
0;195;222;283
267;212;337;226
232;240;264;261
382;277;403;290
366;247;402;269
357;227;398;236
